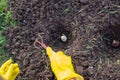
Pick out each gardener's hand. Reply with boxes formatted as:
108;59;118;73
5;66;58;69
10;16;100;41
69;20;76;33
0;59;20;80
46;47;84;80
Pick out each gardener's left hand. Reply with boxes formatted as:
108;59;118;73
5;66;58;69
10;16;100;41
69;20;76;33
0;59;20;80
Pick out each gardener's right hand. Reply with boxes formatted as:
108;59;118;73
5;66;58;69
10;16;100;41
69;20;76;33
46;47;84;80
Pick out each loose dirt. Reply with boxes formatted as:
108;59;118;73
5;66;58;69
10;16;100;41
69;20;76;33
2;0;120;80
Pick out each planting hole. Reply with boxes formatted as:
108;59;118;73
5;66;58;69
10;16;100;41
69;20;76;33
45;22;74;49
100;13;120;48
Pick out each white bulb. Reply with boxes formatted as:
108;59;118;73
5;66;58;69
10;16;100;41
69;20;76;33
61;35;67;42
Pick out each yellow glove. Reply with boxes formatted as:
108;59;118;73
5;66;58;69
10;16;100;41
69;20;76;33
0;59;20;80
46;47;84;80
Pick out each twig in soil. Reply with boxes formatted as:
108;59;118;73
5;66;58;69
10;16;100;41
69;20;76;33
38;33;44;43
94;57;102;78
111;4;120;8
34;34;47;49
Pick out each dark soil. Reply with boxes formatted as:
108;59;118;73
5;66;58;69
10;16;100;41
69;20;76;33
2;0;120;80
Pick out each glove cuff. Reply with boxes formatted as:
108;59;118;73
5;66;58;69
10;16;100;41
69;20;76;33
64;72;84;80
56;70;84;80
0;75;6;80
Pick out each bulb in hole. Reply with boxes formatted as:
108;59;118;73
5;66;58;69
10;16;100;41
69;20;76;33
111;40;120;47
61;34;67;42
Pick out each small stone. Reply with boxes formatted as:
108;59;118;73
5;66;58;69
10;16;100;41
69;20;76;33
117;60;120;64
12;51;16;55
89;66;94;69
93;38;97;41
